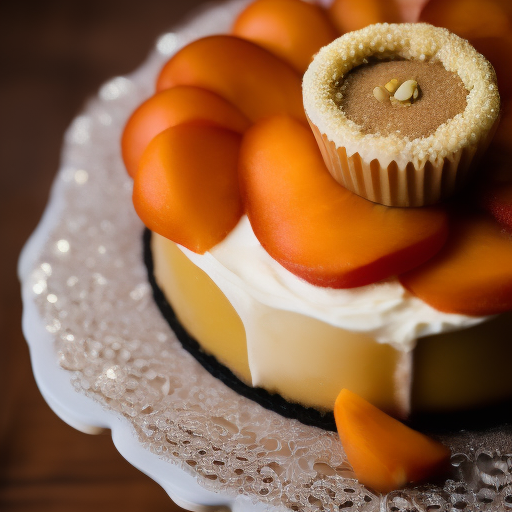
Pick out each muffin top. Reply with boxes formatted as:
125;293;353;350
337;59;468;139
303;23;500;169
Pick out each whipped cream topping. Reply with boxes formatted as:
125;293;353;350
180;215;486;353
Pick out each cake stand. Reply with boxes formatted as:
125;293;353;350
19;0;512;511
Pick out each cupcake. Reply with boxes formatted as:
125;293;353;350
124;5;512;424
303;23;500;206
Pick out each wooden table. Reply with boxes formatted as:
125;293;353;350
0;1;212;510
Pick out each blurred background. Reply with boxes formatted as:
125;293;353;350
0;1;213;510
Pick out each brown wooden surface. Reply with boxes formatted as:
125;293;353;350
0;1;214;510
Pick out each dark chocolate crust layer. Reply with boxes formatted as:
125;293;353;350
143;228;337;431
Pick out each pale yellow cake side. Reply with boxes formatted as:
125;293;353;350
152;233;512;416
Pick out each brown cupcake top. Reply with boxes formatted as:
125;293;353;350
303;23;500;169
337;59;468;140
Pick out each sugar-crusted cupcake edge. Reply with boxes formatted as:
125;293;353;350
303;23;500;170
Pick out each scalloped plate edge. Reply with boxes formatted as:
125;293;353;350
19;186;280;512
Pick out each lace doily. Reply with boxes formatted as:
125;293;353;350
23;0;512;510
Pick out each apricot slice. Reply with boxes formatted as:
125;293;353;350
328;0;402;34
334;389;451;494
232;0;339;74
133;124;243;254
239;115;449;288
156;35;305;123
122;86;250;177
400;213;512;316
419;0;511;40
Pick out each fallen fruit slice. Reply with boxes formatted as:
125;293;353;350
156;35;305;123
122;86;250;177
328;0;401;34
133;124;243;254
400;213;512;316
334;389;451;494
239;115;449;288
232;0;339;73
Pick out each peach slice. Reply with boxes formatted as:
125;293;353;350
239;115;449;288
400;213;512;316
122;86;250;178
133;124;243;254
420;0;511;40
232;0;339;74
156;35;305;123
328;0;402;34
334;389;451;494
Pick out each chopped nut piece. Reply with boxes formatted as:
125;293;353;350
390;96;411;107
384;79;399;93
413;87;419;100
373;86;390;103
394;80;418;101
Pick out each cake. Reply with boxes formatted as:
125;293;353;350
122;0;512;427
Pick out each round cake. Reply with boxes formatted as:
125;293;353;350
149;221;512;419
123;0;512;424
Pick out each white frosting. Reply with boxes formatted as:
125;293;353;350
179;215;485;354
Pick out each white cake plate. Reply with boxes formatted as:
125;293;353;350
17;2;344;511
18;1;512;511
18;1;279;510
20;261;254;512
